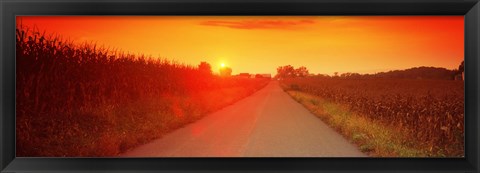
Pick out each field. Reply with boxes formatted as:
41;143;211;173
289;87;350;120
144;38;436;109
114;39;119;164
281;77;464;157
15;27;269;157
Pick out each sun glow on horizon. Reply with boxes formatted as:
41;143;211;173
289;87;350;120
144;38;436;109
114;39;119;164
16;16;464;75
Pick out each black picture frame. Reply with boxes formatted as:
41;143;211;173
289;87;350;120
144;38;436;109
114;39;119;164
1;0;479;172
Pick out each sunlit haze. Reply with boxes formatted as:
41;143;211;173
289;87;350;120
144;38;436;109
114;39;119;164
17;16;464;75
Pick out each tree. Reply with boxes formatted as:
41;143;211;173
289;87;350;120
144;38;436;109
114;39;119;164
198;61;212;75
276;65;295;79
295;66;309;77
334;72;339;77
219;67;232;77
276;65;310;78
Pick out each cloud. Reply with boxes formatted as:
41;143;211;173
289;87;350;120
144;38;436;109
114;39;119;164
199;20;315;30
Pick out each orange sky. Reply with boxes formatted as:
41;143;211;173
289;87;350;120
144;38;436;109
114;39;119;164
17;16;464;75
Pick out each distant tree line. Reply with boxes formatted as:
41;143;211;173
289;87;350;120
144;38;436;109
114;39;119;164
275;65;309;78
276;60;465;80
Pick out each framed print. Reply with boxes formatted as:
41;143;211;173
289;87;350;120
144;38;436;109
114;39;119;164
1;0;479;172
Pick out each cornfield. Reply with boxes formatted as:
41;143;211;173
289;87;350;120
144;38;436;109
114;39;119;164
282;77;464;156
16;26;269;156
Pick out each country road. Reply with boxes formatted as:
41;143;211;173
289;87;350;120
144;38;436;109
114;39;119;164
121;81;366;157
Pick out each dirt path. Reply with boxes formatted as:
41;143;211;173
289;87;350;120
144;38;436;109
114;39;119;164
120;81;366;157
